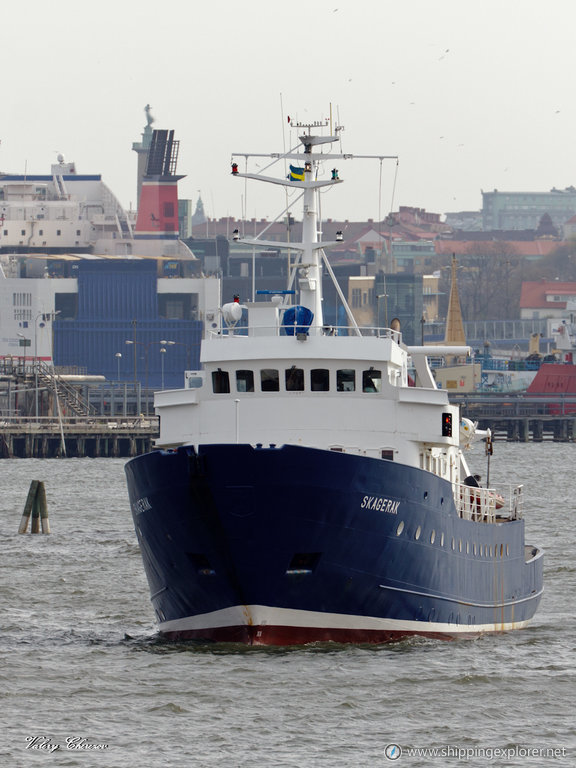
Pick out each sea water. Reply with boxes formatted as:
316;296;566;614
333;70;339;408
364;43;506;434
1;444;574;767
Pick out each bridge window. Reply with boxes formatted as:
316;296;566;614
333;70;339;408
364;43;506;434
212;369;230;394
261;369;279;392
363;369;382;393
337;369;356;391
236;370;254;392
311;368;330;391
285;366;304;391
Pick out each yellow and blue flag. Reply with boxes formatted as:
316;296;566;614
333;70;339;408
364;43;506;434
288;165;305;182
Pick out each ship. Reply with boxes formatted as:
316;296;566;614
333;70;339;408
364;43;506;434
125;116;543;645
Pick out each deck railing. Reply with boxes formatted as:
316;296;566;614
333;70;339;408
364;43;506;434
454;482;523;523
208;324;403;341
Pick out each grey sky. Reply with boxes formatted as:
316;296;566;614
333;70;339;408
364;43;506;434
3;0;574;223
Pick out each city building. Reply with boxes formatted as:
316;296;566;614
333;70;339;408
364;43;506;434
482;188;576;231
519;280;576;321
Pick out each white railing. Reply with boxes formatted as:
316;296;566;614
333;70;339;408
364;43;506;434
454;482;523;523
208;324;402;342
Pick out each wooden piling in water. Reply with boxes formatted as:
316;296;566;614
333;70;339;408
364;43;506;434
18;480;49;534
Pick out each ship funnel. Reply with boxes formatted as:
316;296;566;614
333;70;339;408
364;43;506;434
135;129;184;240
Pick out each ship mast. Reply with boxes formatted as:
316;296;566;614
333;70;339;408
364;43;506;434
296;121;339;329
231;116;398;334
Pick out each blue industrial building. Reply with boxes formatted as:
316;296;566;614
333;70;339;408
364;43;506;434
53;260;203;390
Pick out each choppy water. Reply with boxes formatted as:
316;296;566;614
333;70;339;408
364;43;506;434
1;444;575;767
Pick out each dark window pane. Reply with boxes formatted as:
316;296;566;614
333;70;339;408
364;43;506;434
311;368;330;391
236;370;254;392
363;369;382;393
261;369;279;392
212;370;230;393
285;367;304;391
337;369;355;391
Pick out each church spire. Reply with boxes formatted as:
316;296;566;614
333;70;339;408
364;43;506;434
444;254;466;346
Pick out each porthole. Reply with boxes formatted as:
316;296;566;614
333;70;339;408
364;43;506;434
430;530;436;544
396;521;405;536
440;533;445;547
415;526;421;540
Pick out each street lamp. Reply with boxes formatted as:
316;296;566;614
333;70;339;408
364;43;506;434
160;347;166;389
377;292;389;329
160;339;192;370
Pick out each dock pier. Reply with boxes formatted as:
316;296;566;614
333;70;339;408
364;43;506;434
0;417;159;458
452;394;576;442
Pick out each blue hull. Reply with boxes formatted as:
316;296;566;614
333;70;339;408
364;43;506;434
125;444;543;645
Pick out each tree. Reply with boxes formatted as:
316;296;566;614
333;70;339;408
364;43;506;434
437;243;522;322
536;213;559;238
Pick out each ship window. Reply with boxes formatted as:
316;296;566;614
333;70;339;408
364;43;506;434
458;539;462;552
311;368;330;391
337;369;356;391
396;521;405;536
381;449;394;461
473;543;477;556
451;537;455;550
440;532;445;547
39;229;43;235
236;369;254;392
21;229;25;236
285;366;304;391
2;230;7;236
362;369;382;393
506;544;510;556
415;525;422;540
56;229;61;236
212;369;230;394
261;369;279;392
500;543;504;558
430;530;436;544
466;541;470;554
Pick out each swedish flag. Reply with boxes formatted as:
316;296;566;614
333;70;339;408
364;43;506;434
289;165;305;182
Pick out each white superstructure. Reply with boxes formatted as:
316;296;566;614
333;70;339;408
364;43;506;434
154;119;471;485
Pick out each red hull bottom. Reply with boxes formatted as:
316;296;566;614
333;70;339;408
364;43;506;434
161;624;458;645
